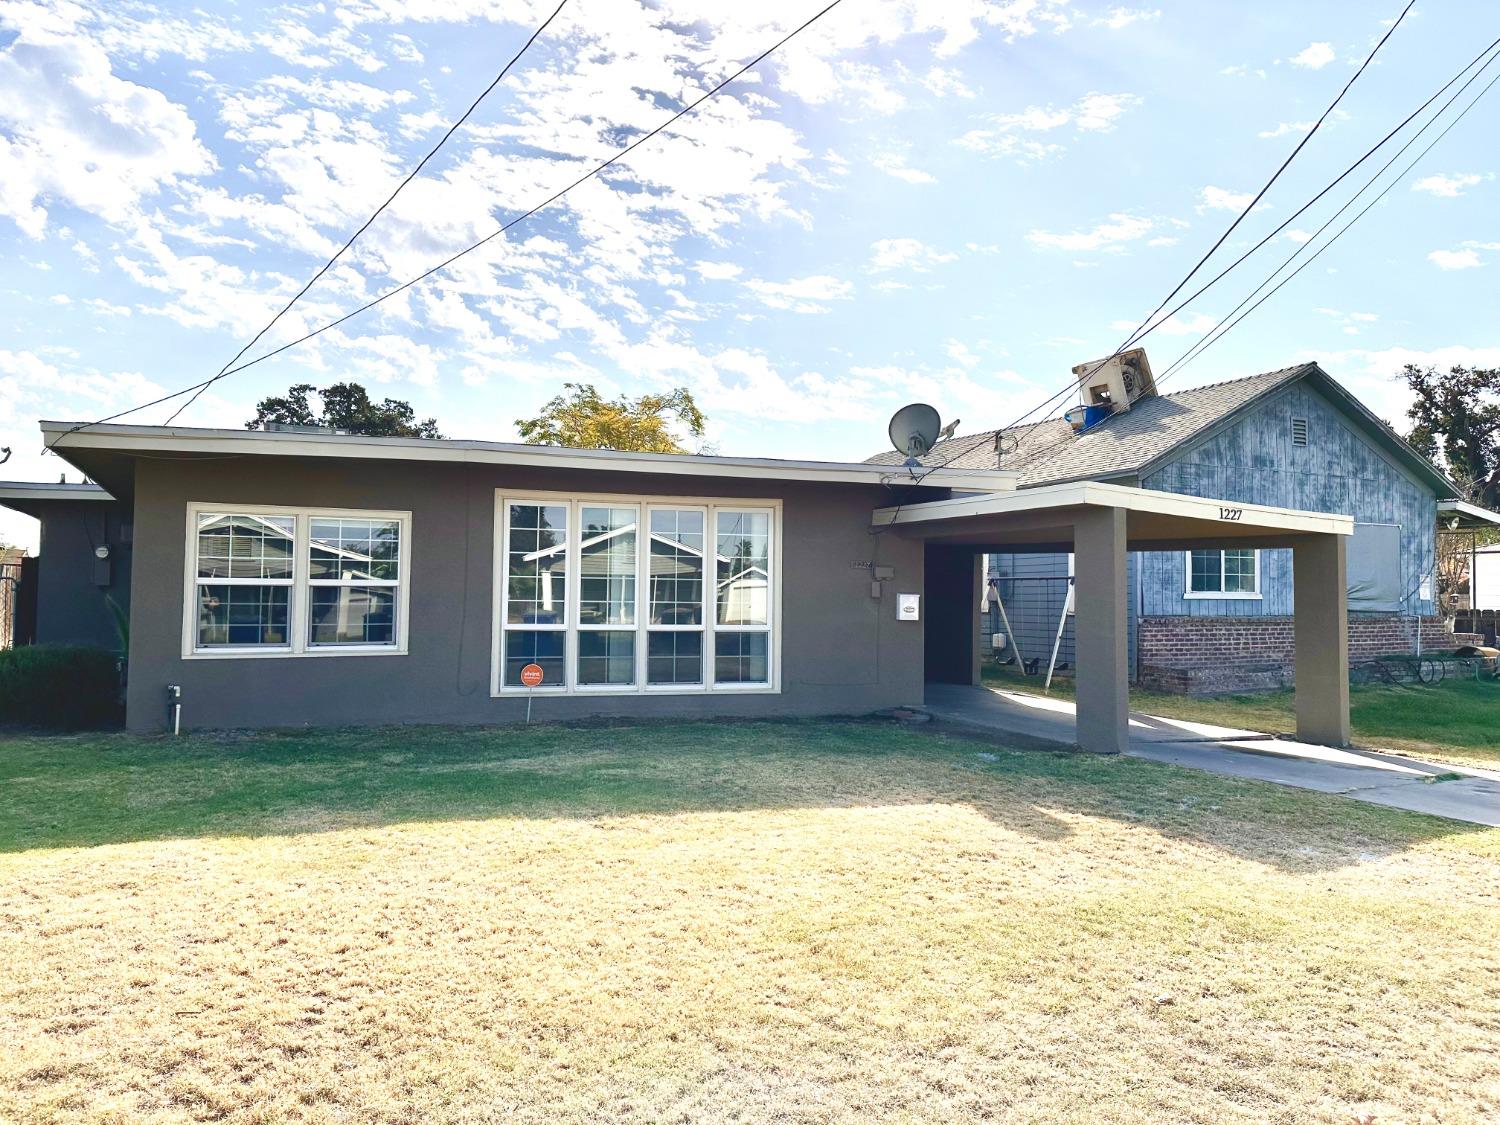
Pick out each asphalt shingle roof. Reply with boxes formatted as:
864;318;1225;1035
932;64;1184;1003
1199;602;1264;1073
864;364;1316;488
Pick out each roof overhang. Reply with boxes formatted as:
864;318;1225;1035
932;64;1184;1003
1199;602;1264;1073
0;480;116;517
41;421;1019;499
874;479;1353;552
1438;498;1500;530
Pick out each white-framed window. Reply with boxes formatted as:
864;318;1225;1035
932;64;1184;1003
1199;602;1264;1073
1184;548;1261;599
184;503;411;658
494;492;780;696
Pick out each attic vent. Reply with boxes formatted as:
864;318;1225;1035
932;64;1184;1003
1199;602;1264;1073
1291;417;1309;447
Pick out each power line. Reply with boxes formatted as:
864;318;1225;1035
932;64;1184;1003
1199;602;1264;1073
48;0;848;454
162;0;571;427
982;0;1418;468
1113;0;1416;356
1154;63;1500;389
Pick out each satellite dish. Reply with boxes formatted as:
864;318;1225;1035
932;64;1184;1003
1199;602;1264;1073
888;403;942;462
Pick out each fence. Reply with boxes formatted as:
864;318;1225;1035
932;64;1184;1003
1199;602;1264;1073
1454;610;1499;647
0;556;20;650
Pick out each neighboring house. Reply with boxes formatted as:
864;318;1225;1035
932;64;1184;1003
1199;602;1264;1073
17;413;1360;749
0;481;129;652
866;362;1485;693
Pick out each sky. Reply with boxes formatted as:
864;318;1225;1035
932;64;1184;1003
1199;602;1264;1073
1;0;1497;550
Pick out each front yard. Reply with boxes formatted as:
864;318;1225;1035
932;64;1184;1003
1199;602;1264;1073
3;720;1498;1123
984;664;1500;771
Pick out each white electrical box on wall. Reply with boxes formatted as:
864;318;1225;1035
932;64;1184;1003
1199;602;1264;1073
896;593;920;621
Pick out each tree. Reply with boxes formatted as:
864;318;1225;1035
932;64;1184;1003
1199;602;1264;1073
1402;363;1500;503
247;382;442;438
516;383;706;453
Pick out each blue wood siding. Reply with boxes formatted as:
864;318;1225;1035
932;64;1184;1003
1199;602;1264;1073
1138;380;1436;617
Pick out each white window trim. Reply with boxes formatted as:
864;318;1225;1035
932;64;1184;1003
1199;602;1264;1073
1183;548;1262;600
181;502;412;660
491;490;782;697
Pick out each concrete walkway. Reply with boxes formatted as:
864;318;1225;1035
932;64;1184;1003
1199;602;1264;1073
923;683;1500;827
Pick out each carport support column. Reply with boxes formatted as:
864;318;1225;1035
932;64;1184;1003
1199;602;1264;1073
1294;533;1351;747
1073;507;1129;754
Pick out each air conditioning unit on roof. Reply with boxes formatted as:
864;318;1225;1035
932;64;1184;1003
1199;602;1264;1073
1067;347;1157;430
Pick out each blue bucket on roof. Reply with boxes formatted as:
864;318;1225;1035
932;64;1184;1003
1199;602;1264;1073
1065;404;1114;432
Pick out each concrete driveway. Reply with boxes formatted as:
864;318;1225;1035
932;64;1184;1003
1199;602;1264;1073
922;683;1500;827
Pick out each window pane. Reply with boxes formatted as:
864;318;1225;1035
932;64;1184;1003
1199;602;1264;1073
649;509;704;625
308;586;396;646
508;503;567;625
309;517;400;581
579;506;637;626
197;584;290;647
1189;550;1220;593
578;630;635;686
504;630;565;687
196;513;294;579
1223;549;1257;593
716;511;770;626
714;632;768;685
648;631;702;685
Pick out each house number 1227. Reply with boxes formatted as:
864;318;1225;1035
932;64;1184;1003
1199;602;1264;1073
1219;507;1243;521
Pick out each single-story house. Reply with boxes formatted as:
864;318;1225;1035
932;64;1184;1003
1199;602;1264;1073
7;398;1359;751
865;362;1495;693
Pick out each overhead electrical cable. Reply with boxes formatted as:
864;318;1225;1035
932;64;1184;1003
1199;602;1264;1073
964;0;1420;475
160;0;572;427
1154;64;1500;389
1111;0;1416;356
48;0;848;455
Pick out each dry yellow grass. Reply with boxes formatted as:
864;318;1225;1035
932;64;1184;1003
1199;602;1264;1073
1;721;1498;1124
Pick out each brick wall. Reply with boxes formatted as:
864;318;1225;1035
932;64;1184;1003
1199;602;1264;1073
1137;615;1482;694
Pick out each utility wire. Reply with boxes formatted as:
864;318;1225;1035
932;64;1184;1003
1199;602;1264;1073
1114;0;1415;355
971;0;1418;470
1154;63;1500;389
161;0;571;427
45;0;848;457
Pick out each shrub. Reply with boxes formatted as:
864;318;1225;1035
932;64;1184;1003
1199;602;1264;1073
0;645;123;730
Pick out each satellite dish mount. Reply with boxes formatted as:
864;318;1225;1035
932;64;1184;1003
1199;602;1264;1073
887;403;943;478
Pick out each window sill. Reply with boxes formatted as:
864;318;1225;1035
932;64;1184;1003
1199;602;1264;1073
184;646;408;660
1183;591;1262;600
493;684;778;698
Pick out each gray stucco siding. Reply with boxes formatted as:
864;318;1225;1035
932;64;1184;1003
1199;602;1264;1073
125;455;925;732
33;499;132;650
1138;380;1436;617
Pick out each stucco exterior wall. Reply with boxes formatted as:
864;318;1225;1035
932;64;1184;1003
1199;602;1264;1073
125;455;926;732
34;500;132;651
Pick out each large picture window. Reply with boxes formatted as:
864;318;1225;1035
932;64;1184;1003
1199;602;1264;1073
496;494;778;695
186;505;410;657
1184;548;1260;599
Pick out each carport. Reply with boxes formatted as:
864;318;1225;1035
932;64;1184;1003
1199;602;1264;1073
875;480;1354;754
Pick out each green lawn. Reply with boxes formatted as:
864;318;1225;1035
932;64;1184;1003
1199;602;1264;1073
2;720;1498;1124
983;663;1500;770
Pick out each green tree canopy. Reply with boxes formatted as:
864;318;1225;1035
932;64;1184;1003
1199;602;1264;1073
1402;363;1500;504
516;383;706;453
247;382;442;438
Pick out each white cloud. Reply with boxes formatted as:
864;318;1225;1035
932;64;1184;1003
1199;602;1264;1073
742;274;854;313
1197;185;1268;214
1412;173;1486;198
868;238;958;272
1093;8;1161;30
693;261;743;281
1428;249;1482;271
1028;213;1154;252
872;152;936;184
1221;64;1267;79
1284;229;1313;244
0;29;215;237
1258;120;1312;139
959;91;1141;162
1290;42;1336;69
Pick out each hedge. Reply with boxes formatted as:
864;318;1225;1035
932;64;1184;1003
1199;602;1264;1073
0;645;123;730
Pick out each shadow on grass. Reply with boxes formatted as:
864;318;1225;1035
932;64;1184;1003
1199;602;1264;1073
0;718;1489;869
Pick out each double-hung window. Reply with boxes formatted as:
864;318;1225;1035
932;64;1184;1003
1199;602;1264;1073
187;504;410;657
496;494;778;694
1184;548;1260;599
